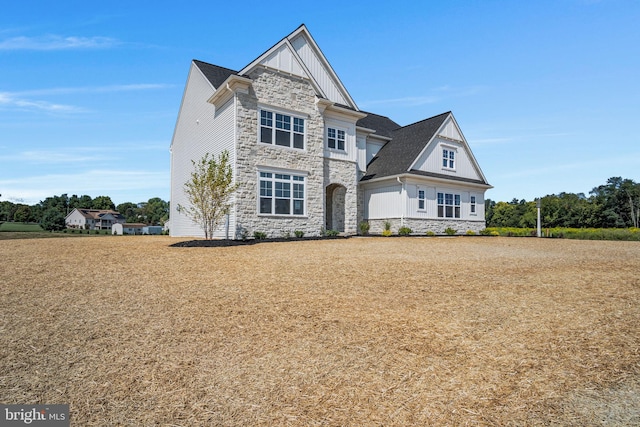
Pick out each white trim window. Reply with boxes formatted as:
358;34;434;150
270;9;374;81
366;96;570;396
437;192;461;218
327;127;346;151
442;148;455;170
260;109;305;149
259;172;305;216
470;196;477;215
418;189;426;210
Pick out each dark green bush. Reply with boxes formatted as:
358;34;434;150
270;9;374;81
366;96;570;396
398;226;412;236
444;227;457;236
359;221;370;235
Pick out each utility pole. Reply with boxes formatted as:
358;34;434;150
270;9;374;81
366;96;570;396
536;198;542;237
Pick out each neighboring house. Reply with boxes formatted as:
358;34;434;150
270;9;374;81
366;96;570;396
66;208;125;230
143;226;163;235
112;223;146;235
170;24;492;239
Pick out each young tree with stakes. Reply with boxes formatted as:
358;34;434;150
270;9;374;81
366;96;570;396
177;151;238;239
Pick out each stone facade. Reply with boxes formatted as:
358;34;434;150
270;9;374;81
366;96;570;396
323;158;358;234
367;218;486;235
233;67;327;238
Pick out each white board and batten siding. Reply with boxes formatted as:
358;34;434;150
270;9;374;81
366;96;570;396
412;137;482;182
324;116;357;162
289;34;350;107
411;117;483;182
364;179;485;221
364;183;403;219
260;44;306;77
404;181;486;220
170;63;237;238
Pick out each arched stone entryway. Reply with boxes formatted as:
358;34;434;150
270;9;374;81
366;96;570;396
325;183;346;232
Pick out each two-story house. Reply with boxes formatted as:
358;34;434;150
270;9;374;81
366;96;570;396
169;24;492;238
65;208;126;230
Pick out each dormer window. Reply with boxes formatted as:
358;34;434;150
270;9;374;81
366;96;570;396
327;127;345;151
442;148;455;170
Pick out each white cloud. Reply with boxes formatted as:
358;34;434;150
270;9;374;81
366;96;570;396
0;92;83;113
0;35;118;50
0;84;171;115
12;84;173;97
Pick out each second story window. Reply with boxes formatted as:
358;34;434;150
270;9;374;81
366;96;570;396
260;109;305;150
327;127;345;151
442;148;455;170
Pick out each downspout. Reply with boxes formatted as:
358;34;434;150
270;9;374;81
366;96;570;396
397;177;405;227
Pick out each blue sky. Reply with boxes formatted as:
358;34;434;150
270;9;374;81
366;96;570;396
1;0;639;206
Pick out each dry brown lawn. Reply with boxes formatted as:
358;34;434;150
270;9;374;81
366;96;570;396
1;236;639;426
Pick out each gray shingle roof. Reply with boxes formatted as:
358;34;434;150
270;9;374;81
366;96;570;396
356;112;401;139
193;60;239;89
362;112;450;181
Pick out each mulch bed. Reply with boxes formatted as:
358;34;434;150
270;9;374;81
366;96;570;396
170;235;348;247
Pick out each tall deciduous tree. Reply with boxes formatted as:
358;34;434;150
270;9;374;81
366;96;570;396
92;196;115;210
177;151;238;239
41;208;66;231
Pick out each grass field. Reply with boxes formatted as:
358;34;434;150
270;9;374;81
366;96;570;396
0;222;44;232
1;236;638;425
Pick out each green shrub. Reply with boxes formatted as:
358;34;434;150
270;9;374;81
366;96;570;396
253;231;267;240
465;230;476;235
398;226;412;236
444;227;457;236
425;230;436;236
383;220;392;231
359;221;370;235
294;230;304;238
324;229;340;237
381;229;392;237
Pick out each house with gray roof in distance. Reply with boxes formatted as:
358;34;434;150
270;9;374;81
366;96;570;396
65;208;125;230
170;24;492;238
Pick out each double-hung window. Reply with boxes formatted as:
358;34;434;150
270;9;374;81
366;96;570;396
327;127;345;151
259;172;305;216
470;196;477;214
418;189;426;210
260;109;305;149
437;192;461;218
442;148;455;170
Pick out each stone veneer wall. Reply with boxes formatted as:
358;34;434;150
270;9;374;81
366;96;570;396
367;218;486;235
323;158;358;234
233;67;327;239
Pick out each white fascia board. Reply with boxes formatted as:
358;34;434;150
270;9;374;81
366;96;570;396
292;25;359;111
446;114;490;185
238;35;327;99
207;75;252;107
324;104;367;121
362;172;493;190
406;113;448;172
356;127;392;141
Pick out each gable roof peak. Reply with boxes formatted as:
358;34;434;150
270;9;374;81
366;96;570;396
397;111;451;131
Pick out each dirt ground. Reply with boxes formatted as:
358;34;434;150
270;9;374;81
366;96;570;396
1;236;638;426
